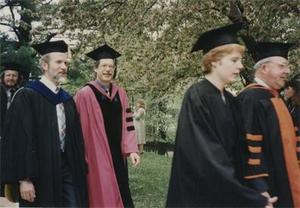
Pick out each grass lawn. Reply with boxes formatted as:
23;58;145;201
129;151;172;208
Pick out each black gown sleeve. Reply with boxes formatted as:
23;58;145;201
238;93;269;192
1;89;38;183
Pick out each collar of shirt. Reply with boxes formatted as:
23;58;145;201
254;77;271;89
6;88;12;96
3;85;16;92
40;76;59;94
96;80;110;93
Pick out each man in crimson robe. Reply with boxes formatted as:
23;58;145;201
74;43;140;208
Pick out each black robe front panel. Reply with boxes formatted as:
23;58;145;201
87;84;133;207
287;100;300;129
286;101;300;163
0;85;8;136
0;85;17;137
238;87;295;207
166;79;267;207
1;87;88;207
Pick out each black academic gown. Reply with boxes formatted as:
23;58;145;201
0;84;17;137
286;99;300;130
238;85;300;207
0;85;8;136
0;84;6;196
166;79;267;207
0;84;19;197
1;81;88;207
87;84;134;207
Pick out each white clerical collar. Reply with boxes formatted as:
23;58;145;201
40;76;59;94
254;77;271;89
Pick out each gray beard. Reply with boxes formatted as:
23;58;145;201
55;76;67;85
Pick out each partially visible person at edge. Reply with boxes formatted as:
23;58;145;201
74;43;140;208
166;22;276;207
284;74;300;129
237;38;300;207
1;40;88;207
0;62;23;136
0;62;23;203
133;99;146;154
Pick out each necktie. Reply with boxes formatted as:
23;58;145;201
99;84;110;97
57;103;66;151
105;89;110;96
6;89;12;109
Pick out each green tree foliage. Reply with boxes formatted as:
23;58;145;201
0;43;37;79
0;0;43;80
52;0;299;141
0;34;37;81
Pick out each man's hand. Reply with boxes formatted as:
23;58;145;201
19;180;36;203
0;197;18;207
129;152;140;167
261;192;278;208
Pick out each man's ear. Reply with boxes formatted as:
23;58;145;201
261;63;269;74
41;61;49;72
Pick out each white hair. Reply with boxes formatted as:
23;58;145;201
39;54;51;73
253;57;273;70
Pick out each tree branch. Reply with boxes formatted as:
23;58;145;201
8;6;15;22
0;5;7;10
111;1;127;17
248;0;268;24
99;0;127;11
116;1;140;30
142;0;157;17
0;22;13;27
41;0;54;6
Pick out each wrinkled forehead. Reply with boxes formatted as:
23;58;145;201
47;52;68;59
99;58;115;65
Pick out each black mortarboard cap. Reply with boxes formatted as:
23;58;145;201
32;40;68;55
86;44;121;60
1;62;23;72
242;37;294;62
191;22;243;54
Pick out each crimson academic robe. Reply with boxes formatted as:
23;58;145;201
74;81;138;208
166;79;267;207
238;83;300;207
1;81;88;207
